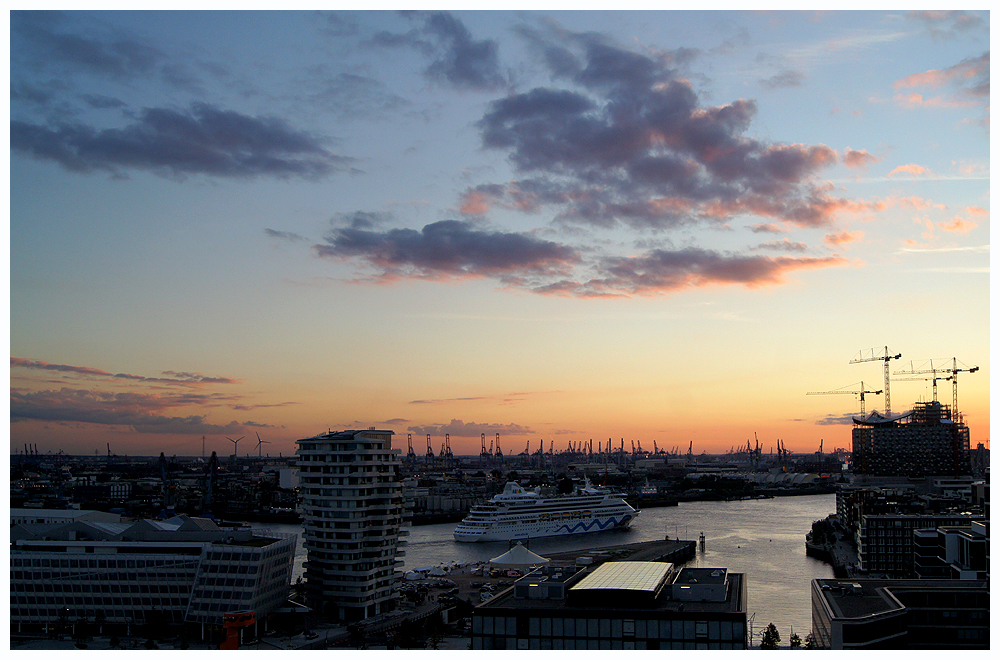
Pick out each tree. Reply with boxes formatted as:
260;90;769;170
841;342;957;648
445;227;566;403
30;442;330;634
760;622;781;649
804;632;818;649
790;632;801;648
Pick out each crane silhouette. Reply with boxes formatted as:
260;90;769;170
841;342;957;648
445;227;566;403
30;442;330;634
807;381;882;416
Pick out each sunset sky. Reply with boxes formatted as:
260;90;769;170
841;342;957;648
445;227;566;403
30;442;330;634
9;9;990;459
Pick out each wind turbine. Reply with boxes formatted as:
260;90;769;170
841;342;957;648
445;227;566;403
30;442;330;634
227;436;245;458
254;432;270;458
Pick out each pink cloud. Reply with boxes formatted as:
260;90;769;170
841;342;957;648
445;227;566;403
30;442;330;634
459;190;490;215
824;229;864;246
889;163;929;177
843;148;878;169
937;217;978;234
965;205;988;216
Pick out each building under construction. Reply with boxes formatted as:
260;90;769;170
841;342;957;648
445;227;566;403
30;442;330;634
852;401;971;478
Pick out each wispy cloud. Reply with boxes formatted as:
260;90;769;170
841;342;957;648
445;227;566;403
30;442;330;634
10;387;254;434
369;11;510;92
11;103;350;180
406;418;534;438
11;358;241;387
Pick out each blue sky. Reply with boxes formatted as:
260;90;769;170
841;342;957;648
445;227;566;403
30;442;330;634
8;9;990;457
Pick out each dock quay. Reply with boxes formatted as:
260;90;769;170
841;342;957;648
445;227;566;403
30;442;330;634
544;537;697;564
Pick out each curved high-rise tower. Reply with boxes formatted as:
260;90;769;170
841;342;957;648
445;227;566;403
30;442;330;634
296;429;406;622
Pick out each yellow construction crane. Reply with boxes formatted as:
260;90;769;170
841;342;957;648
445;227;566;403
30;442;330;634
807;381;882;416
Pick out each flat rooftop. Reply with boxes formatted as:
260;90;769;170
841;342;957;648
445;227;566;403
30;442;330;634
569;561;672;595
814;578;988;620
479;562;745;615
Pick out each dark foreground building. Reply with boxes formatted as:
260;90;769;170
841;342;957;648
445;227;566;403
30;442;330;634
810;578;988;649
472;561;747;649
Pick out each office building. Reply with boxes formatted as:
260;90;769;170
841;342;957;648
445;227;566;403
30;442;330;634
810;578;988;649
295;428;406;622
856;512;982;577
472;561;747;649
913;520;988;580
10;514;296;639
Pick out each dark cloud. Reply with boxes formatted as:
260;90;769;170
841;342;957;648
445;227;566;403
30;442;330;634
10;387;251;435
759;70;805;89
10;102;350;179
372;11;510;92
533;247;847;298
265;228;307;242
12;14;163;79
815;412;859;426
11;358;241;387
333;210;394;229
79;93;127;109
303;71;410;120
907;10;987;39
409;397;487;404
468;35;848;231
315;219;580;284
231;401;299;411
753;238;809;253
406;418;534;438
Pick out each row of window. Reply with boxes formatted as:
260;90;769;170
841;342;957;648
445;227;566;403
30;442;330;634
473;616;744;641
473;637;741;650
11;557;194;569
12;571;195;582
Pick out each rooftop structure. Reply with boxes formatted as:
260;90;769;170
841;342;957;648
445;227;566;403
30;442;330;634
811;577;988;649
10;508;122;526
472;560;747;649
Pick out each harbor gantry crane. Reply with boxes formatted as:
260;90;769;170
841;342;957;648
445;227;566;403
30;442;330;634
850;346;901;415
807;381;882;416
444;434;454;468
495;433;504;465
426;434;434;464
407;434;416;464
480;433;489;466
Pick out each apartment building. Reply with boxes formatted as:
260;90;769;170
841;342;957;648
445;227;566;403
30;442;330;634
295;428;406;622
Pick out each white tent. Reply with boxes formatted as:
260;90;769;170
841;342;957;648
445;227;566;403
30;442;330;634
489;542;550;567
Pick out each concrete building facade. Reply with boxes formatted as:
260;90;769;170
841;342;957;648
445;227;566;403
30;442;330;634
295;428;406;622
9;514;296;639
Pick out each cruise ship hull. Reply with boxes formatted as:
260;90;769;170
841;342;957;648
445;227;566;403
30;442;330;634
453;513;637;542
452;481;640;543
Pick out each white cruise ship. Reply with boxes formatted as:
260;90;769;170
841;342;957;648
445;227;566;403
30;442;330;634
453;480;639;542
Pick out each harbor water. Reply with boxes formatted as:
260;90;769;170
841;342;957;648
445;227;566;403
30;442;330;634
253;493;835;643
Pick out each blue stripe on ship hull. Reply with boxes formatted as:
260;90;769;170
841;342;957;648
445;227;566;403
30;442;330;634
554;516;630;535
